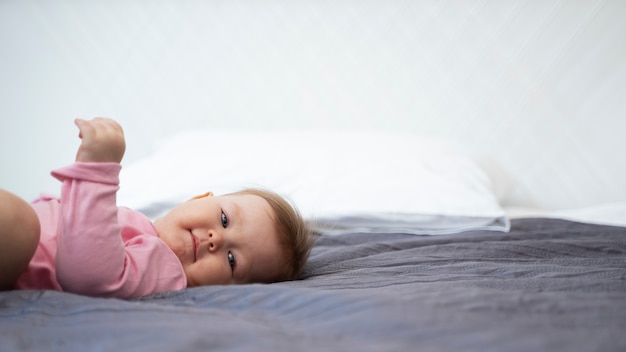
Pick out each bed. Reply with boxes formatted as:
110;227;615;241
1;131;625;351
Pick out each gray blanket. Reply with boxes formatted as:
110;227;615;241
1;218;625;351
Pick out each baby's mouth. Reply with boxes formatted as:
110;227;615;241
190;232;198;262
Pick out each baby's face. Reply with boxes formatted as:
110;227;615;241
154;193;284;286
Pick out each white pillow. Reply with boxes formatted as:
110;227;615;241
118;130;509;235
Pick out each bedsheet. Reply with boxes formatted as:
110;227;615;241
1;218;625;351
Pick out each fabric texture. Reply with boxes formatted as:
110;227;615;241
14;162;186;298
2;219;625;351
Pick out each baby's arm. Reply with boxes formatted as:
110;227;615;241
55;118;185;297
54;118;131;296
74;117;125;164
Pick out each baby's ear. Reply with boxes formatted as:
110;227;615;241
190;192;214;200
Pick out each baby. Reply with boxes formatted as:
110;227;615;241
0;118;314;298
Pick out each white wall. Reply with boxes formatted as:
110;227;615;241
1;0;625;209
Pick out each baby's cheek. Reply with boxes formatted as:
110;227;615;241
192;258;231;286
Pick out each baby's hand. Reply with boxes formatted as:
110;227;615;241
74;117;126;163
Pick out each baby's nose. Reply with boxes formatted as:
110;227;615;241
207;232;222;252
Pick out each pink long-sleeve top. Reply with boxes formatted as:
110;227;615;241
14;162;187;298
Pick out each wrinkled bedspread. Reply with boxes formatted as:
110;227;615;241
1;219;625;351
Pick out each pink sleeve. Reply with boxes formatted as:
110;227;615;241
52;162;185;298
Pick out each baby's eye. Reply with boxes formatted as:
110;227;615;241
221;211;228;228
227;251;236;270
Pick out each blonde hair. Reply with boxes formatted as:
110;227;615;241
229;188;315;282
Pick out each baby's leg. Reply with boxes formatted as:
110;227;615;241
0;189;40;290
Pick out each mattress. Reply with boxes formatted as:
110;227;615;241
2;218;625;351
